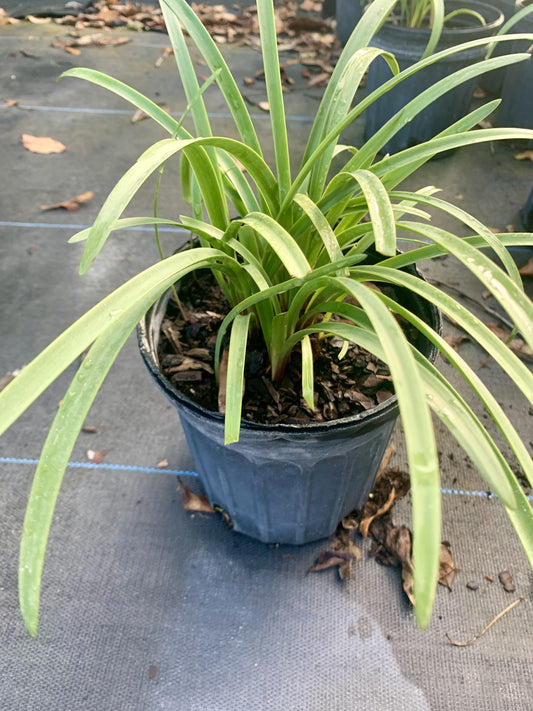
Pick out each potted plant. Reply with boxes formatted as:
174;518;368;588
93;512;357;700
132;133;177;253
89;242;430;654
364;0;506;152
1;0;533;637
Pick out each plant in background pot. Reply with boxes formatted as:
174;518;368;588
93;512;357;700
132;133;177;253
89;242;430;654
1;0;533;636
364;0;507;152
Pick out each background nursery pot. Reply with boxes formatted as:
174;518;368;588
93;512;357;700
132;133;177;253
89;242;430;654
138;276;441;545
364;0;504;153
496;0;533;137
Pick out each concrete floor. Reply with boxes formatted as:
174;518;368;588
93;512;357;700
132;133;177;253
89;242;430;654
1;17;533;711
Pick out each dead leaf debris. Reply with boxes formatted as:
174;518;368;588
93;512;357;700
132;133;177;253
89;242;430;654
39;190;93;212
446;597;524;647
22;134;67;154
179;480;214;514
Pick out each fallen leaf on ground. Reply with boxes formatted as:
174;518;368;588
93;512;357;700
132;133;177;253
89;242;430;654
473;87;486;99
179;482;214;513
258;101;270;112
4;99;19;107
0;370;20;392
485;322;533;363
39;190;93;212
444;334;469;352
514;150;533;161
155;47;173;67
87;449;107;463
52;34;130;51
518;257;533;277
438;541;456;590
156;459;169;468
359;487;396;538
65;47;82;56
498;570;516;592
81;424;98;433
26;15;51;23
22;134;67;154
308;528;361;580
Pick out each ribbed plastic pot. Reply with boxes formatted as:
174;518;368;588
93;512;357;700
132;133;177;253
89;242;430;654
336;0;366;44
478;0;520;95
496;1;533;138
138;268;440;546
364;1;504;154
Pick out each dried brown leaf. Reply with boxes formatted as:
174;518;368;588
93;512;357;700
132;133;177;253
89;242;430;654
438;541;456;590
444;334;469;352
514;150;533;161
156;458;169;468
81;424;98;433
243;76;255;86
258;100;270;112
65;46;81;56
485;322;533;363
0;371;18;392
39;190;93;212
26;14;52;23
518;256;533;277
22;134;67;154
498;570;516;592
87;449;107;464
155;47;173;67
359;487;396;538
179;483;214;513
218;348;229;413
307;71;330;87
4;99;18;107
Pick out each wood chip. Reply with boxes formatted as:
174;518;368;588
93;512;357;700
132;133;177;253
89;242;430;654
39;190;93;212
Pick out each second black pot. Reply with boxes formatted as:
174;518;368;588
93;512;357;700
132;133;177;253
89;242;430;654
364;1;504;154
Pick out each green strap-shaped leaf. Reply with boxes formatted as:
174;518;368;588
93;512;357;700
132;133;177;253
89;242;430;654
224;313;251;444
353;264;533;401
378;292;533;490
239;213;312;279
161;0;261;155
396;220;533;349
327;170;396;256
68;217;186;244
0;249;241;438
292;193;344;266
301;334;315;410
79;138;228;273
256;0;291;200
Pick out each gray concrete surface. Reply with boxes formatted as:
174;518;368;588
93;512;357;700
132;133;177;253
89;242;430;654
1;19;533;711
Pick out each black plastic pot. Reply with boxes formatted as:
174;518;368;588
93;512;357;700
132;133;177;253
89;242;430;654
336;0;366;44
496;1;533;137
521;183;533;231
364;1;504;154
138;268;440;546
478;0;520;95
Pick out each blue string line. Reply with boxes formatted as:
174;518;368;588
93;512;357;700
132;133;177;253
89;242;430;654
0;221;189;234
0;456;198;477
1;456;532;499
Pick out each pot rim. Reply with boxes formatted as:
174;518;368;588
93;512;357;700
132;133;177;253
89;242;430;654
138;264;441;437
381;0;504;41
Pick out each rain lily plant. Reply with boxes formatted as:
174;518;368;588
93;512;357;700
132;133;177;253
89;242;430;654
1;0;533;635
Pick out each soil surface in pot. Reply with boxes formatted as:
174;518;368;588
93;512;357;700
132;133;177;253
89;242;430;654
158;271;398;426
